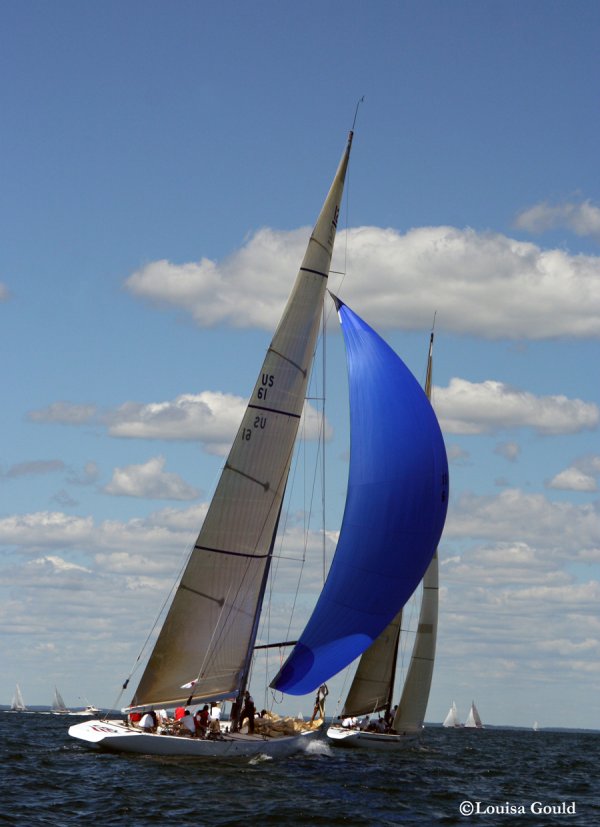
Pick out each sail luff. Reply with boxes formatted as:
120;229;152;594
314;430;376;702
129;134;353;711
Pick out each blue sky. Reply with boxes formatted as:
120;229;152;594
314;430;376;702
1;0;599;728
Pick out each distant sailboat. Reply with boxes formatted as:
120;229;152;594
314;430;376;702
464;701;484;729
443;701;462;728
69;128;448;758
327;329;444;750
10;684;27;712
51;687;69;714
533;720;539;732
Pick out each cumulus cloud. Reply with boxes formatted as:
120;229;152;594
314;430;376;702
515;199;600;240
435;378;598;435
0;512;94;550
125;225;600;339
547;454;600;492
125;228;311;329
107;392;245;453
548;467;597;492
436;538;600;712
24;380;597;461
107;392;330;454
446;488;600;556
104;455;200;500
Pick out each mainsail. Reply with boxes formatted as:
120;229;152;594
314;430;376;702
271;298;449;695
129;132;353;711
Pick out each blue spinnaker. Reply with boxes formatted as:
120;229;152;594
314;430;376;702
270;297;449;696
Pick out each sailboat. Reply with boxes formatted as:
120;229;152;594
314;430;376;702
464;700;484;729
69;129;448;758
442;700;462;728
52;687;70;714
10;684;27;712
326;330;441;749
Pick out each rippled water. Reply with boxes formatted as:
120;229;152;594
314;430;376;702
2;713;598;825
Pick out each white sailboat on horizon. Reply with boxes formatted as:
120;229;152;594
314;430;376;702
465;700;484;729
68;127;448;759
51;687;70;715
443;700;462;728
10;684;27;712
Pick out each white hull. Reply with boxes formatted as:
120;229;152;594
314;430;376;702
326;725;419;750
69;719;318;758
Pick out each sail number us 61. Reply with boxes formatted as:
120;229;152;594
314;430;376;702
242;373;274;441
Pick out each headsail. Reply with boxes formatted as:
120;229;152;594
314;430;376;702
129;133;353;711
271;298;449;695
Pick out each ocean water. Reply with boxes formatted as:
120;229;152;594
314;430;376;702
1;713;598;826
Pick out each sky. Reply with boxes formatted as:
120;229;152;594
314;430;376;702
1;0;599;729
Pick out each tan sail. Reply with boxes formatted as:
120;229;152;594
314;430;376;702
130;134;353;710
341;610;402;717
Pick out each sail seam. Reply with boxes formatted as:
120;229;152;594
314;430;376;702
300;265;328;279
193;543;269;560
248;403;301;419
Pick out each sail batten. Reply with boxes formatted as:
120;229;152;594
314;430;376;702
271;299;448;696
130;134;353;710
